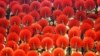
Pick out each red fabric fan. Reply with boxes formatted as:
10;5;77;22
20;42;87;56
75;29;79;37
13;49;26;56
94;23;100;31
27;51;39;56
22;15;34;26
19;43;30;53
0;33;4;44
84;51;96;56
22;4;30;13
70;36;82;49
75;11;86;21
38;19;49;29
43;33;55;44
97;0;100;6
30;1;40;11
68;19;80;28
53;48;65;56
68;26;81;39
85;0;95;11
55;24;67;35
0;47;13;56
82;19;94;28
53;9;62;20
0;18;9;29
96;31;100;41
54;0;63;9
6;41;18;51
30;23;42;35
56;36;69;49
41;37;53;50
19;29;32;42
80;23;92;33
56;14;68;25
96;42;100;52
75;0;85;10
71;52;82;56
10;16;21;26
9;25;21;35
0;27;6;36
41;0;52;8
40;7;51;18
42;51;52;56
29;11;40;21
83;37;94;51
62;0;72;8
29;37;41;50
18;12;26;19
11;4;22;15
0;1;6;9
42;26;55;34
0;8;6;18
63;6;74;17
84;29;96;40
7;32;19;43
9;1;20;9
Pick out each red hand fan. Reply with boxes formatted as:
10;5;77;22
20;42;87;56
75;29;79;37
55;24;67;35
29;37;41;50
56;36;69;49
27;51;39;56
30;1;40;11
22;4;30;13
7;32;19;43
68;26;81;39
68;19;80;28
13;49;26;56
38;19;49;29
22;15;34;26
6;41;18;51
83;37;94;51
84;51;96;56
84;29;96;40
9;25;21;35
19;29;32;42
42;51;52;56
70;36;82;49
63;6;74;17
42;26;55;34
40;7;51;18
0;47;13;56
41;37;53;50
85;0;95;11
19;43;30;53
10;16;21;26
41;0;52;8
53;48;65;56
0;18;9;29
56;14;68;25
